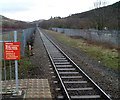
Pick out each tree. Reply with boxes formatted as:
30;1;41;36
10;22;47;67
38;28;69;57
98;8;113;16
93;0;107;30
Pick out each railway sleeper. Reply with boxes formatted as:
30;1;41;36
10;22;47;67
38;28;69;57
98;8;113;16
52;57;66;60
57;95;101;99
71;95;101;99
61;76;82;79
57;68;76;71
59;72;79;74
67;87;93;91
64;81;87;84
55;62;71;65
56;65;73;67
53;60;68;62
56;87;93;91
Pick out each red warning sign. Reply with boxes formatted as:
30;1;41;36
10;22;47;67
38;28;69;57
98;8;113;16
4;42;20;60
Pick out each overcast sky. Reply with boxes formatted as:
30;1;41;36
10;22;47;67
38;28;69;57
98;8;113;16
0;0;119;21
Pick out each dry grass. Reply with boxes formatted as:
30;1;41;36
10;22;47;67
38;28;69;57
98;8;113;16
45;30;119;70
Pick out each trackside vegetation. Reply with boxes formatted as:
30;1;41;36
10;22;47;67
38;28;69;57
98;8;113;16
2;56;32;80
45;30;119;70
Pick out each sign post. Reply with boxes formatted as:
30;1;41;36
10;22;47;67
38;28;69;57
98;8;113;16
14;31;19;93
4;31;20;93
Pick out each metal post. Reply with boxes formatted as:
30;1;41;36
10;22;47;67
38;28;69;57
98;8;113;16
9;61;12;92
14;31;19;92
4;60;7;92
0;16;2;99
22;30;25;56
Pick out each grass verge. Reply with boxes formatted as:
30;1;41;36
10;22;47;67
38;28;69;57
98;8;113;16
2;56;32;80
19;56;32;78
45;30;119;70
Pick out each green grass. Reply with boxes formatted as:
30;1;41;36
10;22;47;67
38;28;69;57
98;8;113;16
2;56;32;80
19;56;32;78
45;30;119;70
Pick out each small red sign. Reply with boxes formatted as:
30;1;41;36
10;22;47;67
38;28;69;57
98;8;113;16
4;42;20;60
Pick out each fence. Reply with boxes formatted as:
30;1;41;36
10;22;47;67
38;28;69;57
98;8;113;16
2;27;36;56
52;28;120;46
0;27;36;96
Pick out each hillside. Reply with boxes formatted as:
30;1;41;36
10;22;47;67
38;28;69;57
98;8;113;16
39;1;119;30
0;15;35;30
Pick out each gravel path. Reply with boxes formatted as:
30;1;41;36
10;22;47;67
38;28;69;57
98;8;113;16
42;29;119;100
29;29;50;79
28;30;57;99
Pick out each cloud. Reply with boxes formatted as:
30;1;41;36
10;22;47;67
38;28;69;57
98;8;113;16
0;0;119;21
1;6;30;13
0;0;35;13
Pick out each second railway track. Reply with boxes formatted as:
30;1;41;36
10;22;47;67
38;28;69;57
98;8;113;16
38;28;112;100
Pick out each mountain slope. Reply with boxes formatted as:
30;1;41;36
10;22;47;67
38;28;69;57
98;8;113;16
39;1;119;30
0;15;35;30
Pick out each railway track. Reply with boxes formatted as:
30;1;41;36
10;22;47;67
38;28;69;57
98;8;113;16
38;28;112;100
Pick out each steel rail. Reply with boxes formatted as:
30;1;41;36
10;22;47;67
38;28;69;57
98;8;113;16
38;28;71;100
38;27;112;100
